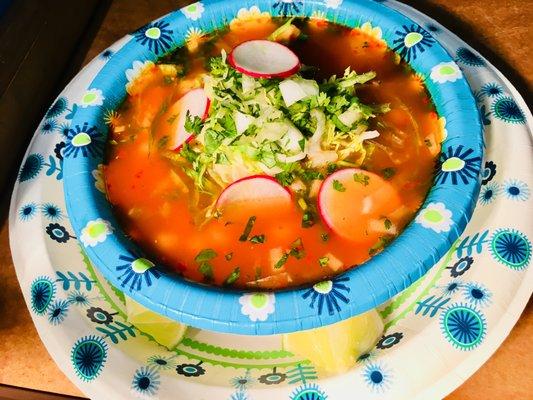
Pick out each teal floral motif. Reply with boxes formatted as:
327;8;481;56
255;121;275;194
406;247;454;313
131;366;160;397
448;256;474;277
19;203;37;221
479;82;503;98
463;282;492;308
39;118;58;135
64;122;104;158
362;363;392;392
116;252;162;291
176;361;206;377
479;182;500;205
286;363;317;385
503;179;530;201
67;290;91;307
30;276;56;315
435;145;482;185
490;229;531;270
455;47;485;66
147;354;177;370
440;304;486;350
273;0;302;15
71;335;108;381
47;299;70;325
491;96;525;124
290;383;328;400
19;153;44;182
95;321;136;344
258;367;286;385
181;2;205;20
230;370;255;390
45;97;68;118
302;276;350;315
41;203;62;221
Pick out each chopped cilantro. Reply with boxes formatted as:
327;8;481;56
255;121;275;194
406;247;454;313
275;253;289;269
321;232;329;242
302;210;315;228
353;172;370;186
368;235;395;256
250;234;265;244
157;135;169;149
424;138;432;147
239;216;256;242
384;218;392;230
333;179;346;192
225;252;233;261
184;111;203;135
198;262;214;281
298;138;306;151
195;248;217;263
318;256;329;267
326;163;338;174
289;238;306;259
275;171;296;186
167;114;179;124
300;169;323;182
223;267;240;286
382;167;396;179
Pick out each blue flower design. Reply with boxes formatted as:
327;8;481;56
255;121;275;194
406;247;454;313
456;47;484;66
480;82;503;98
147;355;176;370
100;48;114;59
362;363;392;392
290;383;328;400
273;0;303;16
440;303;486;350
45;97;67;118
71;335;108;381
54;141;66;160
131;366;160;396
490;229;531;270
435;145;482;185
47;299;70;325
230;370;255;390
67;290;91;307
438;279;463;295
503;179;530;201
134;21;173;54
59;122;71;138
176;361;205;377
30;276;56;315
116;252;162;291
392;24;434;62
41;203;62;221
302;276;350;315
45;223;72;243
258;367;286;385
481;160;497;185
463;282;492;307
19;203;37;221
479;182;500;205
230;392;248;400
491;96;525;124
448;256;473;278
40;119;57;135
64;122;104;158
376;332;403;349
19;153;44;182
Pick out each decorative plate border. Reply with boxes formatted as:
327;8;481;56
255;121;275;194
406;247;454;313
61;0;483;335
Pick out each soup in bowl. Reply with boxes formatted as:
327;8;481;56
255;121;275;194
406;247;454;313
63;0;482;335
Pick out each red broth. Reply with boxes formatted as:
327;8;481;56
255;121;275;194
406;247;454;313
104;18;442;289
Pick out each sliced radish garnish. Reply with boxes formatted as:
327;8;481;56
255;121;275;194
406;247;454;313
168;88;210;150
228;40;300;79
279;78;319;107
318;168;401;243
216;175;291;210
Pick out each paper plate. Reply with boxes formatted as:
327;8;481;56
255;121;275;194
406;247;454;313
60;0;482;335
9;0;531;399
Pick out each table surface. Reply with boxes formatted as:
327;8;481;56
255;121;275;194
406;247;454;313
1;0;531;399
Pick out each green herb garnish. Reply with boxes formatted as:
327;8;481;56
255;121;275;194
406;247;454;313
353;172;370;186
250;234;265;244
195;248;217;263
223;267;240;286
333;179;346;192
239;216;256;242
302;210;315;228
382;167;396;179
321;232;329;242
318;256;329;267
184;111;203;135
198;262;214;281
275;253;289;269
384;218;392;230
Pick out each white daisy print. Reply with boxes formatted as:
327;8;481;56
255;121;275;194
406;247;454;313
181;2;205;21
325;0;343;9
415;202;453;233
239;292;275;322
125;60;154;94
92;164;106;193
79;88;104;108
430;62;463;83
80;218;114;247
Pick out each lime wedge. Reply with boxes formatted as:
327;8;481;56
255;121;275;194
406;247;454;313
125;296;187;349
282;309;383;375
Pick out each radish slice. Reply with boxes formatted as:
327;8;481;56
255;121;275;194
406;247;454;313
228;40;300;78
216;175;291;210
318;168;402;243
168;88;210;150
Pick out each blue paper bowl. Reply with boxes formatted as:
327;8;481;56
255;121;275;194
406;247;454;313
63;0;483;335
